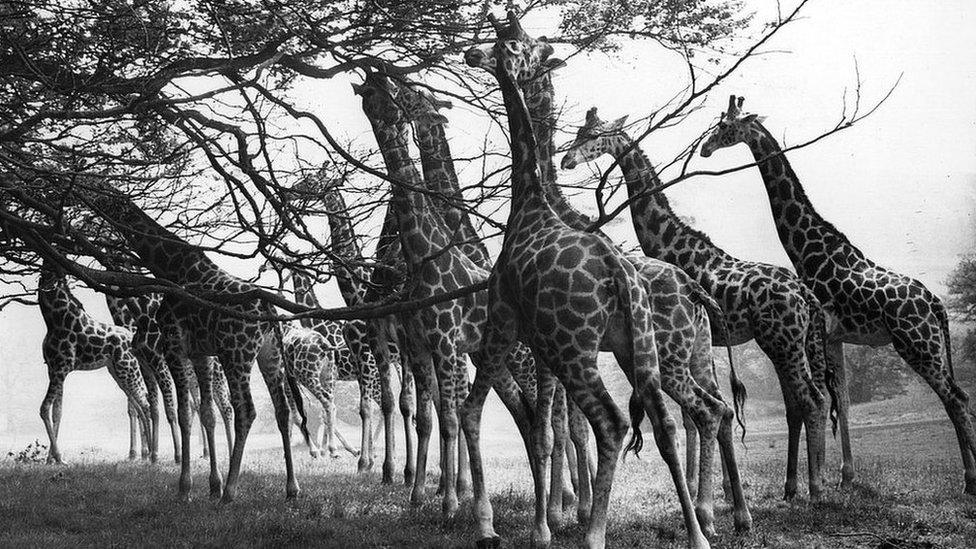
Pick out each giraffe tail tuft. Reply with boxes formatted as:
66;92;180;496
807;292;839;437
625;391;645;457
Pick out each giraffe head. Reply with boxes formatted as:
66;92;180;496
463;11;565;84
396;83;452;128
37;258;70;297
352;72;405;125
560;107;629;170
700;95;766;157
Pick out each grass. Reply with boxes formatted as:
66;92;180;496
1;417;975;548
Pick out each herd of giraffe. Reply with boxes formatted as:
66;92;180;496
26;11;972;549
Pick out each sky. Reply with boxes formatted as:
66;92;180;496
1;0;974;454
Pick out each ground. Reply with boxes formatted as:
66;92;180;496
1;411;973;548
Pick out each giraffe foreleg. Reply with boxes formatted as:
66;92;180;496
151;354;182;464
826;339;855;488
127;401;140;460
40;372;66;464
783;400;802;500
165;350;195;500
567;398;592;525
428;331;462;519
254;343;301;501
455;361;472;498
530;364;557;548
547;382;569;530
142;366;161;462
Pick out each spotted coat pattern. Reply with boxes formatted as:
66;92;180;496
522;68;756;528
356;71;540;517
37;262;152;465
463;12;709;549
82;188;308;503
561;107;832;500
700;95;976;495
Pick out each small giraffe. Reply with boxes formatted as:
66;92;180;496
354;71;537;519
561;106;834;500
37;260;153;464
701;94;975;494
463;12;707;549
79;185;309;503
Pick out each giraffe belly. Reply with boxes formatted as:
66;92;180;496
836;315;891;347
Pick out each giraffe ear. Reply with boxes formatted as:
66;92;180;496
741;114;765;124
418;112;450;126
351;83;364;96
544;57;567;71
432;98;453;110
610;116;628;130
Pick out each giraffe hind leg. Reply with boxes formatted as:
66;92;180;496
40;372;66;464
191;357;223;499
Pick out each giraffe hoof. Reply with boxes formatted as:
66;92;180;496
734;509;753;534
475;536;501;549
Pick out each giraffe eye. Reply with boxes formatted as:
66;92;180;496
503;40;523;55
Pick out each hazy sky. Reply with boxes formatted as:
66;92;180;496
1;0;974;453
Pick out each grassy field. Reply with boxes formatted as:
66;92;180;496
1;413;974;548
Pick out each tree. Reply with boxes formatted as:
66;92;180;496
0;0;884;325
844;345;910;404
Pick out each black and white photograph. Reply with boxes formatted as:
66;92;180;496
0;0;973;547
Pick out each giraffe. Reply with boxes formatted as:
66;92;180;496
462;12;708;549
466;24;753;532
78;185;309;503
105;293;180;462
353;71;540;518
321;180;399;473
395;79;503;498
281;268;369;459
701;94;975;494
561;106;835;500
36;259;153;464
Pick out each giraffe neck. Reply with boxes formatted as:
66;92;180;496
290;271;338;334
88;190;221;283
744;123;864;270
105;294;136;328
366;118;457;271
324;187;370;307
524;75;591;231
37;270;84;331
414;121;492;269
609;134;732;270
496;62;553;226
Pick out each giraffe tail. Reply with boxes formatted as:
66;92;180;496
275;322;311;446
615;258;654;458
935;297;955;379
700;290;748;442
803;287;839;436
626;391;645;457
